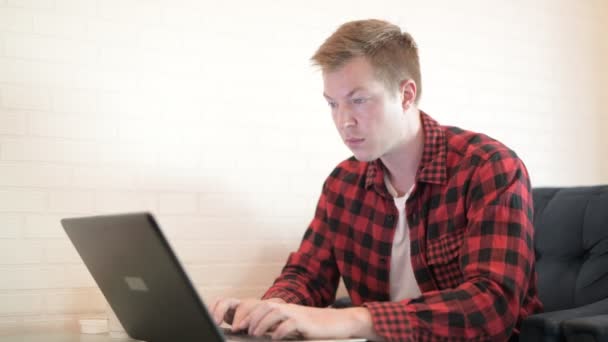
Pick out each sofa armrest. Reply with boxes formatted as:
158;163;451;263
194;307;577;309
562;315;608;342
333;297;608;340
519;297;608;342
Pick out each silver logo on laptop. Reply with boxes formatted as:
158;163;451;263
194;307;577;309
124;276;149;292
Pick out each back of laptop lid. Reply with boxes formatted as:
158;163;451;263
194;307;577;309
61;212;224;342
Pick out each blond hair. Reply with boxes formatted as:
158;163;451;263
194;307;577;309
311;19;422;103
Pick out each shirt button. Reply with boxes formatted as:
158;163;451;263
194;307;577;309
387;215;395;223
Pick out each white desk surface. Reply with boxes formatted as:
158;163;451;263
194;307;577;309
0;331;367;342
0;332;136;342
0;327;367;342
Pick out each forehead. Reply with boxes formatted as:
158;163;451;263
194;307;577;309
322;57;382;97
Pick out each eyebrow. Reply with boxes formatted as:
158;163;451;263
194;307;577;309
323;87;366;100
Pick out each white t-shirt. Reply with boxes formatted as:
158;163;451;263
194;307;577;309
384;175;422;301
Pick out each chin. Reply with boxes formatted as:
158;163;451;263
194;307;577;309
351;151;379;162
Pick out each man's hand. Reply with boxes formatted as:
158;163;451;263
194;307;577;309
209;297;240;328
209;297;286;331
246;302;382;341
211;298;382;340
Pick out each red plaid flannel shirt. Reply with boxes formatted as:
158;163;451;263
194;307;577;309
263;112;543;341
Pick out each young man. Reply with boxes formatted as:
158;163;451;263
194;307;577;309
211;19;543;341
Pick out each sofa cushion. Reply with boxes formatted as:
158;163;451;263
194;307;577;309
533;186;608;312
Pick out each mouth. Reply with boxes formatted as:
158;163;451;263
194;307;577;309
345;138;365;147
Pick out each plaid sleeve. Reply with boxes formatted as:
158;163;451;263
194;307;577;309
262;182;340;307
364;152;536;341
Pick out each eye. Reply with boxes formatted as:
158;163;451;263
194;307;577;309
327;101;337;109
352;97;368;105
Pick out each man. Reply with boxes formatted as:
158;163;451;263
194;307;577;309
211;19;543;341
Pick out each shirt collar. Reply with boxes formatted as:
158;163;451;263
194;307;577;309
365;111;448;193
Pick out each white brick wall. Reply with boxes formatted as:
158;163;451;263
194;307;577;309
0;240;45;264
0;293;44;315
4;33;98;65
6;0;54;10
23;214;67;239
602;1;608;182
0;85;51;111
33;12;89;39
29;114;117;141
0;111;26;135
0;8;33;32
0;162;71;187
0;214;22;238
45;289;105;314
1;138;98;163
0;189;47;212
0;0;606;331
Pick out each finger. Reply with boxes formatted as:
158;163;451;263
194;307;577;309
234;315;250;332
252;308;287;337
232;300;258;331
209;298;225;323
214;298;240;326
210;298;219;312
271;318;299;340
211;299;225;325
224;306;237;326
224;299;242;325
246;302;277;335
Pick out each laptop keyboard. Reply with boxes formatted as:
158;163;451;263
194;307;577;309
221;327;273;341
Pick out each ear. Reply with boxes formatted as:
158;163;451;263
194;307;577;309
399;79;417;111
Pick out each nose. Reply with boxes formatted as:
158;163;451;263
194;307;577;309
335;104;356;129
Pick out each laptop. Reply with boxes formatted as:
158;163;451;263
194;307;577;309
61;212;366;342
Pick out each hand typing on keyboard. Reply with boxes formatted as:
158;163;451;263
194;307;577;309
210;297;376;340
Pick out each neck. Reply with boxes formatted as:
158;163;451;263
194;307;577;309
380;109;424;196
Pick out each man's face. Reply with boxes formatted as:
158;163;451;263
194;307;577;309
322;57;407;162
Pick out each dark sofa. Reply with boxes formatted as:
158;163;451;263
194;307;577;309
520;185;608;341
